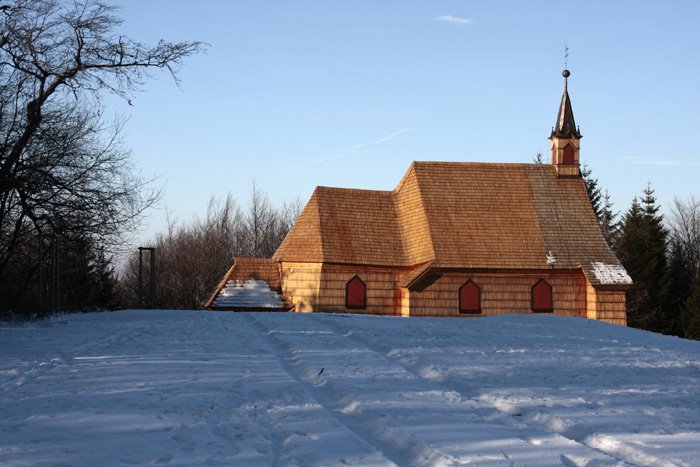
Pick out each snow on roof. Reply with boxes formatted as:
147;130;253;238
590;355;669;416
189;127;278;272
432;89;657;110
212;279;284;308
591;262;632;285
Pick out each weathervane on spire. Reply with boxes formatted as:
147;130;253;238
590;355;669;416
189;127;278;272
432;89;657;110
562;43;570;88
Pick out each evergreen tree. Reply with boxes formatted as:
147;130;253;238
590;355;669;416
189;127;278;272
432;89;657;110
662;241;688;336
533;151;544;164
581;164;603;221
683;269;700;340
58;235;119;312
600;189;618;248
617;184;670;332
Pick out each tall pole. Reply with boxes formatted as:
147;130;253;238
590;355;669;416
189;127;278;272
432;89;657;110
38;235;44;315
138;247;143;308
150;248;156;310
137;247;156;309
38;233;59;315
51;237;58;313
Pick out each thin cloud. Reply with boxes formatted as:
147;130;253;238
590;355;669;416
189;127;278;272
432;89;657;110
433;15;474;26
375;128;413;144
286;128;414;170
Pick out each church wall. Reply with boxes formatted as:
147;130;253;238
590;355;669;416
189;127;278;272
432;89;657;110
280;262;403;315
408;271;587;318
314;264;401;315
279;262;323;312
280;263;627;326
585;282;627;326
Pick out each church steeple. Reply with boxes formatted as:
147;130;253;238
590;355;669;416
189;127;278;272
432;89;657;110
549;69;582;177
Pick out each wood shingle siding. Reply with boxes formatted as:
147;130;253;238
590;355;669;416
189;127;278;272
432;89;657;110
408;271;588;318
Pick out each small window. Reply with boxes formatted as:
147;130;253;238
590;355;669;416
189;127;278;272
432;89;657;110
562;144;575;164
346;276;366;309
459;280;481;314
532;279;553;313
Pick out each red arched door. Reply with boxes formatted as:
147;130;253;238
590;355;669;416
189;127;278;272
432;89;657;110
346;276;366;309
459;280;481;314
532;279;553;313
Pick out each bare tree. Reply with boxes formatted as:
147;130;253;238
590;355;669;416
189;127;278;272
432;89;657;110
246;180;280;258
0;0;204;311
668;196;700;272
119;189;301;309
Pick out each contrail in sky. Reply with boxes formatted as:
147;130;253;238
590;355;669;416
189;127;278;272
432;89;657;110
286;128;413;170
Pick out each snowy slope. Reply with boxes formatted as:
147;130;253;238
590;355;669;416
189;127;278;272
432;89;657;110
1;311;699;466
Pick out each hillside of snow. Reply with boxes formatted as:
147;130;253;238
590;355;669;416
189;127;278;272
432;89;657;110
1;311;700;466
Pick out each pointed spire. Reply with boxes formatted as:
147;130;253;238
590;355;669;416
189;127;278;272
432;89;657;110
550;69;581;139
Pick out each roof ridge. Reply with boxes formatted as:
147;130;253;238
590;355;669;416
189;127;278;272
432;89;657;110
392;161;417;195
317;185;392;195
394;161;436;264
312;188;326;263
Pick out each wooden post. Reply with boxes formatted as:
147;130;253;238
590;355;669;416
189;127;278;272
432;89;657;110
138;247;156;309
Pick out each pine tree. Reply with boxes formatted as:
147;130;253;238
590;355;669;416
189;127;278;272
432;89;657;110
617;184;670;333
600;189;618;248
683;269;700;340
581;164;603;221
617;197;649;328
58;235;119;312
662;241;688;336
533;151;544;164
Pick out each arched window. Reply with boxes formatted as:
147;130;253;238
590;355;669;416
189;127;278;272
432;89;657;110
459;280;481;314
346;275;366;309
532;279;553;313
562;143;575;164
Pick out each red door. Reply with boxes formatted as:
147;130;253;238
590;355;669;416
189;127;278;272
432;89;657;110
459;280;480;314
346;276;366;309
532;279;553;312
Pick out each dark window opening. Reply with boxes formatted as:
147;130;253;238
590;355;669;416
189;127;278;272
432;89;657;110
562;144;575;164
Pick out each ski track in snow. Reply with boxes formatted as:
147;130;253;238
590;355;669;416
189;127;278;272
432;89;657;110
244;313;446;466
313;314;624;465
311;313;699;467
1;310;700;466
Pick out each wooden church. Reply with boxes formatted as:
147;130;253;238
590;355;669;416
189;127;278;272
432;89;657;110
206;70;632;325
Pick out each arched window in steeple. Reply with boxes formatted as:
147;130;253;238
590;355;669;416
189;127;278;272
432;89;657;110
563;143;575;165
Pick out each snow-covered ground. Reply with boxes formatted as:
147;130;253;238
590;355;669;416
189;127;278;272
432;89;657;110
1;311;700;466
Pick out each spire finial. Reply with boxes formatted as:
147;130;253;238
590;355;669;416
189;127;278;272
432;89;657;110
563;43;570;90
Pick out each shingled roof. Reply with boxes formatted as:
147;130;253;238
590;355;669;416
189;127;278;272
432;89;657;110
273;161;629;289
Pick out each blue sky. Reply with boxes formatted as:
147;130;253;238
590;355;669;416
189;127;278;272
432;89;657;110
107;1;700;244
